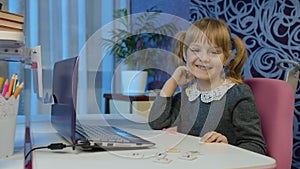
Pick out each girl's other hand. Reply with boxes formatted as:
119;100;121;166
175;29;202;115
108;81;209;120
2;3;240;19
200;131;228;144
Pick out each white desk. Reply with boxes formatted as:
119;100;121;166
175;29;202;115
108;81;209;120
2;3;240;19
27;114;276;169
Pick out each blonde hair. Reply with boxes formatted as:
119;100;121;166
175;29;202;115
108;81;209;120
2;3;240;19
173;18;248;84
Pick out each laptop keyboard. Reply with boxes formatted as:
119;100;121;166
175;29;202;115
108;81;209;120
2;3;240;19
76;124;130;143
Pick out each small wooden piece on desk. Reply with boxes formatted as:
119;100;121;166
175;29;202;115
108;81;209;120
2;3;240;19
103;93;156;114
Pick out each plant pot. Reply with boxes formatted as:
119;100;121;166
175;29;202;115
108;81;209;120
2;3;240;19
121;70;148;95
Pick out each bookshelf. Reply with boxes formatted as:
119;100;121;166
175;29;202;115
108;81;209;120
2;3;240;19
0;10;43;168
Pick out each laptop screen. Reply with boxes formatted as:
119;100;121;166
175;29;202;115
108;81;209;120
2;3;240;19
51;56;79;144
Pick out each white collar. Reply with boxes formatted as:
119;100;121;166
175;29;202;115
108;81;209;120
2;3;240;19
185;80;235;103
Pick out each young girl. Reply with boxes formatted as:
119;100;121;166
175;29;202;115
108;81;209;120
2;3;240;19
148;18;267;155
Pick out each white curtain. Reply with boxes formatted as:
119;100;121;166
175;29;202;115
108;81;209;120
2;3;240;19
6;0;129;115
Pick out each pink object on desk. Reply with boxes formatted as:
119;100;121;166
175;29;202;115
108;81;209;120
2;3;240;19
163;128;178;135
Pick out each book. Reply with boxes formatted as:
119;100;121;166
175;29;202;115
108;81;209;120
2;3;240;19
0;10;23;23
0;25;22;32
0;17;23;30
0;30;24;47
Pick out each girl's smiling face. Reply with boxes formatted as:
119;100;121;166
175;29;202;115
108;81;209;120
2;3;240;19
184;41;227;85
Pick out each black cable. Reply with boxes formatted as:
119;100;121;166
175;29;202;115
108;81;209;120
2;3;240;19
25;143;84;160
25;146;48;160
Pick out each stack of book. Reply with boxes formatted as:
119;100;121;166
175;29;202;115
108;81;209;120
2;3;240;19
0;10;24;32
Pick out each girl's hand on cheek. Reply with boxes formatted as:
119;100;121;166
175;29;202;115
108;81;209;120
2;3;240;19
172;66;194;86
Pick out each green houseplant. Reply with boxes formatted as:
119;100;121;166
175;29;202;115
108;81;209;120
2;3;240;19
103;6;177;70
103;6;177;94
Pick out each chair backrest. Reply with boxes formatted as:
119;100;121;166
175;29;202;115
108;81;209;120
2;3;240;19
244;78;295;169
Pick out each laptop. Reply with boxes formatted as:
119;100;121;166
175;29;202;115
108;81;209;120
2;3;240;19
51;56;155;150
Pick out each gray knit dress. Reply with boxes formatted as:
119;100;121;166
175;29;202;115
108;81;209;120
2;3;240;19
148;83;267;155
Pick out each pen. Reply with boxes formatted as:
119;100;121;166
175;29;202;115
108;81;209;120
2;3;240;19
12;74;18;94
1;79;8;97
15;82;20;89
13;82;23;99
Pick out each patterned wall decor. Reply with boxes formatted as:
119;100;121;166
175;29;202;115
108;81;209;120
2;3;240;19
189;0;300;168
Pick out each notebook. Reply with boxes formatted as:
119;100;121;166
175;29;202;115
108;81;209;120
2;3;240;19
51;56;155;150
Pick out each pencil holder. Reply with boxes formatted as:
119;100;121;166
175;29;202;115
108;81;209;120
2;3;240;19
0;95;19;158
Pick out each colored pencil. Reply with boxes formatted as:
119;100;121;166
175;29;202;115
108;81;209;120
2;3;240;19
0;77;4;91
6;74;16;98
1;79;8;97
13;82;23;99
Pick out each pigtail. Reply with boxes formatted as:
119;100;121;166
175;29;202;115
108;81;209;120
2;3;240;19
173;31;187;63
227;37;248;84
